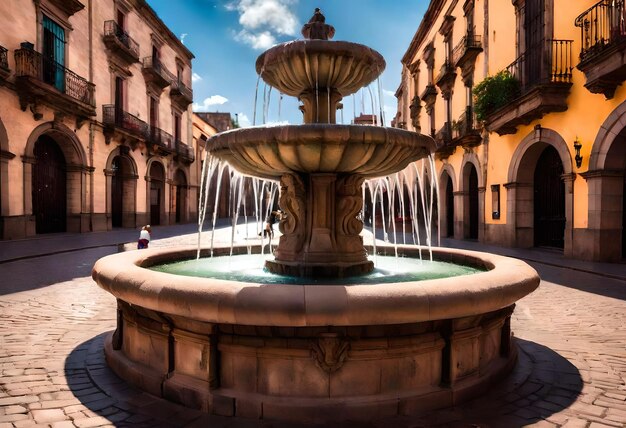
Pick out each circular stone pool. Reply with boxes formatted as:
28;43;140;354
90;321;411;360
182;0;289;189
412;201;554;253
92;244;539;423
150;254;484;285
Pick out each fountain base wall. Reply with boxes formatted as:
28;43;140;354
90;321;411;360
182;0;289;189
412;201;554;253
93;245;539;423
105;299;516;422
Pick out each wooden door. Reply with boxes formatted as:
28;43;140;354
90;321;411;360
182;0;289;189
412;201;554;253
33;136;66;234
534;146;565;248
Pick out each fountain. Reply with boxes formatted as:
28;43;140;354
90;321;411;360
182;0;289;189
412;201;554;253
92;10;539;424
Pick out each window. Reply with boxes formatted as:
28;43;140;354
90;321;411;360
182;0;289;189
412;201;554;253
42;15;65;91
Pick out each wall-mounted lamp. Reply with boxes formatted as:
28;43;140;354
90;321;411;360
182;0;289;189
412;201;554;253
491;184;500;220
573;137;583;168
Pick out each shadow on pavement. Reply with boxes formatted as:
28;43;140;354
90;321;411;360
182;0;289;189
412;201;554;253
64;333;582;428
532;263;626;301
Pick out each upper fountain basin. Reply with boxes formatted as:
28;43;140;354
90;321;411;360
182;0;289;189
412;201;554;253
207;124;436;180
256;40;386;97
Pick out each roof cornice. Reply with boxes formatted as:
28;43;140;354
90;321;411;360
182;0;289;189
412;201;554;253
401;0;447;66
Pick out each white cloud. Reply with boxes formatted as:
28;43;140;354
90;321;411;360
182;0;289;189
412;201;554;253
236;113;252;128
235;30;276;50
192;73;203;83
383;89;396;98
180;33;188;44
227;0;299;50
192;95;229;111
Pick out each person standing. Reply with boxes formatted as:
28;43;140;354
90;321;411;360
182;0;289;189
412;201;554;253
137;225;152;249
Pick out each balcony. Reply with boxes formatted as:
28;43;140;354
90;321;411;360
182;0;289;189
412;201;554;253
102;105;148;145
147;126;174;155
575;0;626;98
142;57;174;89
175;140;195;163
103;21;140;64
451;108;481;148
453;34;483;70
420;84;438;109
48;0;84;16
435;61;457;95
484;39;573;135
434;122;455;159
14;47;95;121
0;46;10;83
170;79;193;109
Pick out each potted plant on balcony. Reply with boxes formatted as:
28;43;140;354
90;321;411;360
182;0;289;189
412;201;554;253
473;71;520;122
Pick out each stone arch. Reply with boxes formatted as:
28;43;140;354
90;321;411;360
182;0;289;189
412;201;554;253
585;101;626;261
589;99;626;171
505;127;575;254
460;153;482;240
24;122;89;235
438;163;456;239
146;158;167;226
105;148;139;229
25;122;87;166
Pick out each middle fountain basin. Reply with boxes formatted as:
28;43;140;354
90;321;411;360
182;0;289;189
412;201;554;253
208;124;436;180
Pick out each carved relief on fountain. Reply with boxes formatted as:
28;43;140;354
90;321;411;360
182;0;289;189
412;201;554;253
277;173;306;255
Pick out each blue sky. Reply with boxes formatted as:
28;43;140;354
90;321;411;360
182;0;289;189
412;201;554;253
146;0;427;126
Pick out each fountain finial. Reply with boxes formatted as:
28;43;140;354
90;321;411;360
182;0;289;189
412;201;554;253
301;8;335;40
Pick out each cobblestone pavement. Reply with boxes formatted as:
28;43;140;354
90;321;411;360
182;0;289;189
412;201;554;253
0;233;625;427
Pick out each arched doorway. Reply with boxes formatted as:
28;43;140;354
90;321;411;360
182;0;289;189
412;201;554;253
463;163;479;240
533;146;565;248
174;169;187;223
111;155;136;228
149;162;165;225
33;135;66;234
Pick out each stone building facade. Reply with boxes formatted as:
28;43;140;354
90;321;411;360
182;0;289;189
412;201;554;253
0;0;196;239
396;0;626;262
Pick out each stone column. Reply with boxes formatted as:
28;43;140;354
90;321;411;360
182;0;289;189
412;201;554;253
104;168;113;230
562;172;576;258
21;155;36;237
478;186;486;242
581;169;624;261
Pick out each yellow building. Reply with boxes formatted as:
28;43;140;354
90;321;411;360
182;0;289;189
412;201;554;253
0;0;195;239
397;0;626;262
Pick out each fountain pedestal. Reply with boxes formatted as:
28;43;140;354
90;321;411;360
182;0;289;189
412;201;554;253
267;173;373;277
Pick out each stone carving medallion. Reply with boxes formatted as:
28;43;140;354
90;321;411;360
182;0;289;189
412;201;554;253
311;333;350;373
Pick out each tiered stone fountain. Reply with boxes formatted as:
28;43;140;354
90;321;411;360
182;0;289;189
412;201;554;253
92;10;539;424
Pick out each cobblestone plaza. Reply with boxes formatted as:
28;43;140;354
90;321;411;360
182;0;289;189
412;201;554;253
0;226;625;427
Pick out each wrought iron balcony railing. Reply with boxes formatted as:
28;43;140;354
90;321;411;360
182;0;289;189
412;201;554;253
575;0;626;61
142;56;174;88
452;108;473;139
435;61;456;85
148;126;173;152
452;107;482;147
452;34;483;67
0;46;8;70
102;105;148;138
170;79;193;106
175;140;195;163
103;21;140;62
14;48;95;107
504;39;573;93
